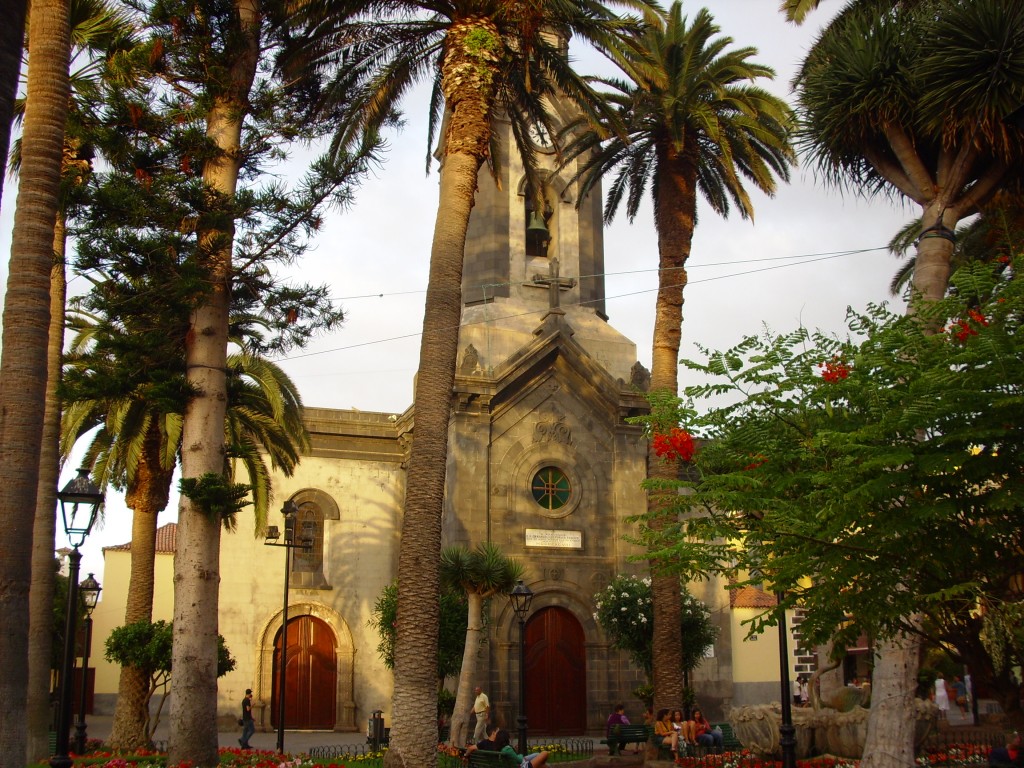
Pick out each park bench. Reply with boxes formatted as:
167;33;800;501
713;722;741;751
601;724;650;755
467;749;521;768
686;723;742;757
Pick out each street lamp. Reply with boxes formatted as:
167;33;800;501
264;500;312;754
509;580;533;756
51;469;104;768
74;573;102;754
775;591;797;768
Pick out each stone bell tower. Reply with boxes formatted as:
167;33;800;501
443;95;655;735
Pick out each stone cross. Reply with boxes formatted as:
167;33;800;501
534;257;575;311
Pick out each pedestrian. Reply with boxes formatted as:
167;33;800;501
952;676;969;715
797;676;809;707
473;686;491;743
934;673;950;717
239;688;255;749
988;731;1021;767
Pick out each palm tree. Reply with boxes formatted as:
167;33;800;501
795;3;1024;766
61;296;309;749
440;542;524;747
562;2;794;713
292;1;652;763
15;4;137;754
0;0;27;208
0;0;72;758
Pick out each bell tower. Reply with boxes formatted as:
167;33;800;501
445;87;653;737
460;103;608;323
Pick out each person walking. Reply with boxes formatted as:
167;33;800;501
934;673;951;718
239;688;255;749
473;686;491;743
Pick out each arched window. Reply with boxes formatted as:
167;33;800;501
288;490;338;589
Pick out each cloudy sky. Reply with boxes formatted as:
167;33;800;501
1;0;914;578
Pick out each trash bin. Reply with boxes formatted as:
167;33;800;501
368;710;386;749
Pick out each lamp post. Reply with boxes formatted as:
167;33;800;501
264;500;312;754
509;580;533;756
51;469;104;768
776;592;797;768
74;573;102;755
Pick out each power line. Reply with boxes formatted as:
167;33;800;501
281;246;886;361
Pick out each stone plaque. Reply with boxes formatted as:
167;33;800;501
525;528;583;549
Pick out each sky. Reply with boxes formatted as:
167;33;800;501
0;0;914;582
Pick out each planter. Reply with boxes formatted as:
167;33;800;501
730;700;940;760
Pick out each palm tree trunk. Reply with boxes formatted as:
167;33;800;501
648;153;696;713
0;0;27;209
26;218;68;761
0;0;70;761
110;432;173;750
385;19;496;768
386;149;479;768
169;2;260;763
449;592;485;747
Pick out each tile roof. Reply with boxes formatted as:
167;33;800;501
730;585;779;609
104;522;177;553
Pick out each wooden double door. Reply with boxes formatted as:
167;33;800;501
523;607;587;735
272;614;337;730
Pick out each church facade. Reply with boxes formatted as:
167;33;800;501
89;96;810;736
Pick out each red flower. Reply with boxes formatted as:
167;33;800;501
744;454;767;471
819;358;850;383
652;428;695;462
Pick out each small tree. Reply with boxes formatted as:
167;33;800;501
368;581;468;686
594;574;717;688
105;620;235;743
441;543;524;746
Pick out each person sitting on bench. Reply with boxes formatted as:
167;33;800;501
494;728;550;768
989;732;1022;768
654;708;679;756
465;724;500;759
606;703;630;754
693;708;724;753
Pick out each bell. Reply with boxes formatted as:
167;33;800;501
527;211;550;238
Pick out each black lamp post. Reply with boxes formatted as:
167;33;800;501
74;573;102;755
51;469;104;768
264;500;312;754
509;580;533;756
776;592;797;768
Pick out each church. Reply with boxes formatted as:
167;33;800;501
88;87;811;737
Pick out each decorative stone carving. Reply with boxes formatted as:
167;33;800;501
460;343;483;375
534;419;573;445
630;361;651;392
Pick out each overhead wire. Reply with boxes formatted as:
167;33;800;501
280;245;887;362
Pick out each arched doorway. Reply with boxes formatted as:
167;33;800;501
524;606;586;735
272;615;337;730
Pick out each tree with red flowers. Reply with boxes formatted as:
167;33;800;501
641;262;1024;727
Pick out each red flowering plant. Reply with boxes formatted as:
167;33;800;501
945;308;990;342
818;357;850;382
639;392;698;464
644;263;1024;714
652;427;696;462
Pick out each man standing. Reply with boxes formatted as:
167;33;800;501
473;686;491;743
240;688;255;749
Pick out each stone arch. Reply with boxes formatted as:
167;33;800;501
254;601;357;731
493;581;608;734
